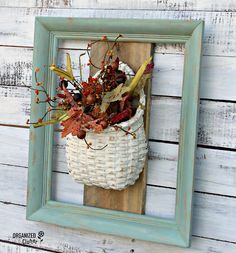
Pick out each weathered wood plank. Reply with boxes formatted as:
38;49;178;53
0;86;30;124
0;47;32;86
0;126;29;167
0;47;88;87
2;46;236;101
2;86;236;149
1;0;236;12
84;42;152;214
0;0;156;9
148;142;236;197
0;0;72;8
0;164;27;206
51;171;84;205
0;8;235;57
149;97;236;148
152;53;236;100
147;187;236;243
1;126;235;197
0;203;235;253
155;0;236;11
0;241;53;253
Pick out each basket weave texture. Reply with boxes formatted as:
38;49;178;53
65;63;148;190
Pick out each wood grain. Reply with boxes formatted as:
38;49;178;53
0;163;27;206
0;8;235;57
84;42;153;213
0;241;52;253
2;46;236;101
1;0;236;12
0;47;32;86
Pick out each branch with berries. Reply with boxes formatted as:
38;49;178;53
27;35;154;149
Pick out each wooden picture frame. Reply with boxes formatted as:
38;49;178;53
27;17;204;247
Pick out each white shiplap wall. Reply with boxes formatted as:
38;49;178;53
0;1;236;252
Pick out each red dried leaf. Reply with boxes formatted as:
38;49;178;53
144;63;154;74
57;93;66;98
110;108;132;124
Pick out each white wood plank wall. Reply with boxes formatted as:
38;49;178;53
0;1;236;252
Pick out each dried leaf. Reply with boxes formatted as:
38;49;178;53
51;110;68;120
61;117;77;138
50;65;75;81
66;53;74;78
33;110;69;128
110;108;132;124
33;119;58;128
100;84;129;112
132;74;151;96
127;56;152;94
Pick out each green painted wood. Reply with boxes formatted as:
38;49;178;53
175;21;204;245
29;200;185;247
27;17;204;248
27;18;50;217
37;17;201;37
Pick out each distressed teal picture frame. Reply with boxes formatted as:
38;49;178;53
27;17;204;247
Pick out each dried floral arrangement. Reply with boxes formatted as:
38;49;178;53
27;35;153;145
27;35;154;189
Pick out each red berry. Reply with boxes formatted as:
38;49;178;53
73;93;82;102
35;89;39;95
59;80;68;89
77;130;86;139
86;94;96;105
100;120;108;129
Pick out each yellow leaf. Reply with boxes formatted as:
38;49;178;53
133;74;151;96
66;53;74;78
127;56;152;94
58;112;70;121
33;119;58;128
50;65;75;81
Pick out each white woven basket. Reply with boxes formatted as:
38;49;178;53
65;63;148;190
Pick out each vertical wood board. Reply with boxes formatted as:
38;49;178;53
84;42;153;214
